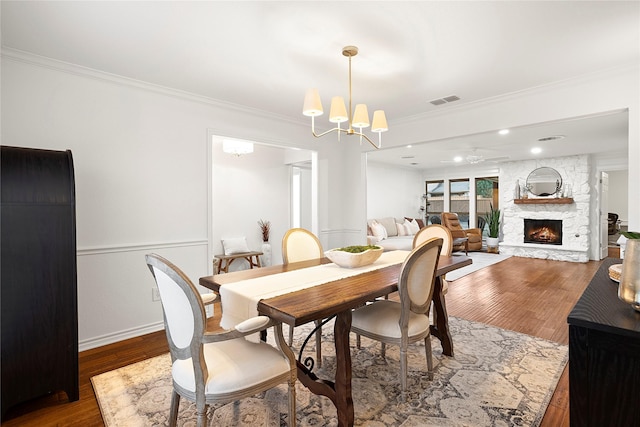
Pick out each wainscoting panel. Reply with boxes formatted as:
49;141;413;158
77;240;209;351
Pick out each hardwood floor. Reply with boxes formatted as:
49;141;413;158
2;256;603;426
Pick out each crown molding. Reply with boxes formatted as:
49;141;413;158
1;47;304;126
394;62;640;126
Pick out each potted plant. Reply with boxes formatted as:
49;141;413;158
483;204;501;253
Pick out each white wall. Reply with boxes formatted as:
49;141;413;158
0;54;320;350
366;162;424;220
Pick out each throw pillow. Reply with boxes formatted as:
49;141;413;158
404;216;425;229
222;237;250;255
396;222;409;236
370;221;388;242
405;218;420;235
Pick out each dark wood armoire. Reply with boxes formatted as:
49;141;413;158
1;146;79;418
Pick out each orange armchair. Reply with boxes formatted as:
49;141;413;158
441;212;483;252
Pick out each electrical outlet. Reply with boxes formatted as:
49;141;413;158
152;287;161;302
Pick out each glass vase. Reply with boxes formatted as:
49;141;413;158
618;239;640;312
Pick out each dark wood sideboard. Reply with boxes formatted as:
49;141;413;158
567;258;640;427
1;146;79;419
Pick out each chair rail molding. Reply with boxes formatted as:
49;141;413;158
77;239;208;256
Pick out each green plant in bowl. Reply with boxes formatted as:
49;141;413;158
326;245;383;268
336;245;381;253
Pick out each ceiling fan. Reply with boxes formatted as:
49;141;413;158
440;148;509;165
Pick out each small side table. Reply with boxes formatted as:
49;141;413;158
214;251;263;274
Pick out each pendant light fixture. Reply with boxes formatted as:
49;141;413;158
302;46;388;149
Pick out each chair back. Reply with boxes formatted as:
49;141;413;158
282;228;323;264
441;212;467;238
398;238;442;326
413;224;453;256
146;254;206;364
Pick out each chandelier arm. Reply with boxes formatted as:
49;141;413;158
353;130;381;149
311;127;350;139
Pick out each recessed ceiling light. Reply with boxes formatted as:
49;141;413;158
498;129;510;135
531;147;542;154
406;145;412;149
537;135;565;142
453;156;463;162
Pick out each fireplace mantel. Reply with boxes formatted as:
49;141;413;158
514;197;574;205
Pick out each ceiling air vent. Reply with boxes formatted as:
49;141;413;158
537;135;565;142
429;95;460;106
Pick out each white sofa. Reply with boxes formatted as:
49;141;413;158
367;216;425;251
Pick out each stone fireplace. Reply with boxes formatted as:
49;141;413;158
524;219;563;245
499;155;591;262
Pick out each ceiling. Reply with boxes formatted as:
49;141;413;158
2;1;638;168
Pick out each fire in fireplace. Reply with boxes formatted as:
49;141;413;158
524;219;563;245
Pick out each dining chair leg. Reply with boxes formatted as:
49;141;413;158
400;346;408;393
288;377;297;427
381;342;386;358
196;404;208;427
169;390;180;427
424;335;434;380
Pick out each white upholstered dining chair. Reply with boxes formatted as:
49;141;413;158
350;237;443;393
145;253;297;427
282;227;324;264
282;228;324;365
413;224;453;295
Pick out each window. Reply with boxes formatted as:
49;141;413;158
450;179;470;228
425;180;444;225
476;177;498;236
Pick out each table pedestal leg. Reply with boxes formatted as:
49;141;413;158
334;310;354;426
294;310;354;427
430;277;454;357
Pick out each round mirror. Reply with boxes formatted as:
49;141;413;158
526;167;562;196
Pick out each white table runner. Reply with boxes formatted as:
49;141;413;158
219;250;410;330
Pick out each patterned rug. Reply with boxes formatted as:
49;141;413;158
92;317;566;426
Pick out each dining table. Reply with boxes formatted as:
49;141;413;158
199;250;471;427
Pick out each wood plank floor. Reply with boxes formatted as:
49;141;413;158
2;255;603;426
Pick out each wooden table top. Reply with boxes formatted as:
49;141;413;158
199;254;472;327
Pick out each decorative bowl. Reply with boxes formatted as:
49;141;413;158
325;245;383;268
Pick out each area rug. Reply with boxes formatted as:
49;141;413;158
445;252;511;281
92;317;566;427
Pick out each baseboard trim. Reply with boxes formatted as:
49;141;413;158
79;321;164;352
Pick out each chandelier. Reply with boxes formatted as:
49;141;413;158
222;139;254;156
302;46;388;149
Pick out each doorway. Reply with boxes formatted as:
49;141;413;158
207;132;318;272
